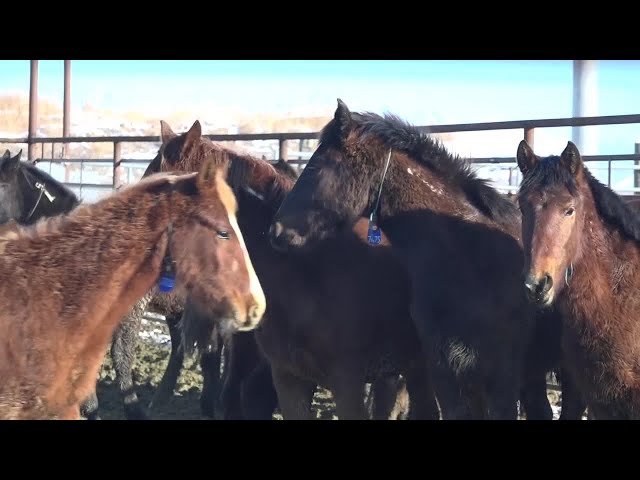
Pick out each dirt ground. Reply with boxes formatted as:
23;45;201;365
93;318;337;420
93;318;570;420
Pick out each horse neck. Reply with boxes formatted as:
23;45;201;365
18;168;78;224
378;153;520;241
564;186;640;325
1;192;173;345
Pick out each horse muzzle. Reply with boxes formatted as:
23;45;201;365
524;272;554;306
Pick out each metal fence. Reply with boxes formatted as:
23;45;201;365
1;112;639;202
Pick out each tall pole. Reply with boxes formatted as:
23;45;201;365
27;60;39;162
572;60;598;155
63;60;71;181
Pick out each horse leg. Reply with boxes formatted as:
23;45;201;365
221;331;269;419
368;376;405;420
558;368;587;420
429;361;475;419
199;342;223;419
404;362;440;420
484;368;519;420
79;390;101;420
241;360;279;420
219;337;244;420
149;313;184;411
330;369;368;420
271;367;315;420
519;370;553;420
110;300;148;420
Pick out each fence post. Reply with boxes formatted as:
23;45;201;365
27;60;39;162
113;142;123;190
279;139;289;161
524;127;535;148
63;61;71;147
635;143;640;195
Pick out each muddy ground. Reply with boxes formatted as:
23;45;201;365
93;318;571;420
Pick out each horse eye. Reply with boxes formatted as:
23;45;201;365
565;207;575;216
217;230;230;240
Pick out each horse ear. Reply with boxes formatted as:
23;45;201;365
183;120;202;157
560;141;583;175
334;98;352;137
516;140;537;174
160;120;177;144
0;149;21;172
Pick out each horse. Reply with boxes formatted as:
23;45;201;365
516;140;640;419
0;149;80;225
152;119;437;420
269;99;585;419
0;148;205;420
0;159;266;419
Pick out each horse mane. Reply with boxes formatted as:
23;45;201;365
226;153;296;208
161;133;296;209
0;172;192;244
321;111;521;227
586;171;640;242
520;156;640;244
272;158;300;181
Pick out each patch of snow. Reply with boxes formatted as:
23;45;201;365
138;318;171;347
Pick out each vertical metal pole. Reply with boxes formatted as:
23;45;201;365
113;142;123;190
634;143;640;195
279;139;289;161
524;127;535;149
63;60;71;157
28;60;39;162
572;60;598;155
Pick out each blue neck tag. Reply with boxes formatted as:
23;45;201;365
158;274;175;292
367;219;382;245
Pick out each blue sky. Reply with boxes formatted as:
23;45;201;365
0;60;639;182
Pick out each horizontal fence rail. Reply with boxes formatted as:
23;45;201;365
1;112;639;197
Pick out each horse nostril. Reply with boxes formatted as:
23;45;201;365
248;304;260;321
524;273;553;298
524;273;537;293
269;222;290;252
270;222;283;239
536;274;553;295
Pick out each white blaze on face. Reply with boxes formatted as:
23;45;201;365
215;172;267;325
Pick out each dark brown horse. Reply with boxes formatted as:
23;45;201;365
0;161;266;419
269;100;583;419
517;140;640;419
153;119;438;420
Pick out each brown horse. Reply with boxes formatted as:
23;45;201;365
0;161;266;419
269;100;586;419
516;140;640;419
153;119;438;420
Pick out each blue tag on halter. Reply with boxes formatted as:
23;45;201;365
158;274;175;293
367;218;382;245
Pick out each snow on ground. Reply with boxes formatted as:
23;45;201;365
138;317;171;348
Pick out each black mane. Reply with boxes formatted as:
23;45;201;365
322;111;520;227
227;155;297;210
520;156;640;243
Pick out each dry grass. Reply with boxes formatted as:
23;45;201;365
0;95;63;136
